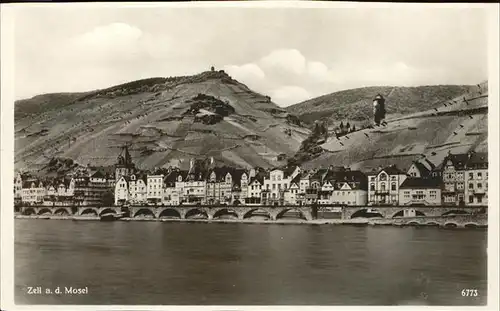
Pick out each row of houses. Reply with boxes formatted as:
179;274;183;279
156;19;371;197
14;149;488;208
14;170;114;206
112;151;488;207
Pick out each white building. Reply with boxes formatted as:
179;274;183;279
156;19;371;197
114;176;129;205
161;170;181;206
147;174;164;204
22;180;46;205
129;174;147;205
246;174;264;205
367;166;407;205
283;177;300;205
399;178;441;206
331;171;368;206
262;169;291;205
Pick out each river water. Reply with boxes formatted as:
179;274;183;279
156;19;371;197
15;219;487;305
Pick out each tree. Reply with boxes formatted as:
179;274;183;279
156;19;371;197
102;191;115;206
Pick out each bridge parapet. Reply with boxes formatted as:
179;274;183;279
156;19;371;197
342;206;486;220
369;214;487;228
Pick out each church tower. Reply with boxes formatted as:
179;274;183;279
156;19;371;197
115;145;135;181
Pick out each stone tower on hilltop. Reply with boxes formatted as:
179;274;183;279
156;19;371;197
373;94;386;126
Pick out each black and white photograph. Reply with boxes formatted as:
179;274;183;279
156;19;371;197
1;1;499;310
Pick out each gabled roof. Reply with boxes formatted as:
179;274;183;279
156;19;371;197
117;176;130;183
22;180;42;188
249;171;267;185
411;161;432;177
400;177;441;189
466;152;488;169
381;165;406;175
310;168;328;182
290;173;301;185
163;170;182;187
90;171;106;179
442;153;469;170
283;166;300;178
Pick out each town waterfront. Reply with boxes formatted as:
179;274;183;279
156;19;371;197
15;219;487;305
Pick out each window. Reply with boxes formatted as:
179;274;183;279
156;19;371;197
469;172;474;179
391;183;396;191
469;183;474;189
477;196;482;203
478;183;482;189
381;183;386;191
272;184;276;190
477;172;482;179
469;196;474;203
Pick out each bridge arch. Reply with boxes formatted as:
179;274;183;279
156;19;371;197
243;209;272;220
99;208;117;217
157;208;182;219
133;208;156;218
185;208;208;219
392;210;426;218
444;222;458;228
212;208;239;219
276;208;307;220
407;221;422;226
80;208;98;216
442;210;470;216
351;209;383;219
37;208;52;216
54;207;71;216
23;207;36;216
425;222;440;227
464;223;480;228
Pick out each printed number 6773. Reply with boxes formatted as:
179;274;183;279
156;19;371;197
461;289;478;297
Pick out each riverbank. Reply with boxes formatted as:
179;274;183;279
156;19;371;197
13;214;486;228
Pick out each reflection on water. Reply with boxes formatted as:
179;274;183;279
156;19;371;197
15;220;487;305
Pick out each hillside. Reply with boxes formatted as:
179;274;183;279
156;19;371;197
299;82;488;172
287;85;476;127
15;70;310;172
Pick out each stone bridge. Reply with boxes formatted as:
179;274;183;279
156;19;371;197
128;205;314;221
367;214;487;228
341;206;486;220
19;205;486;223
19;205;315;221
19;205;122;217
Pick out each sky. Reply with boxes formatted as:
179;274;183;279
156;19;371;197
13;5;489;107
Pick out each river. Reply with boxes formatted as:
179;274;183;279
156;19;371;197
15;219;487;305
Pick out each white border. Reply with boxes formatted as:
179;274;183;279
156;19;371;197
1;2;499;311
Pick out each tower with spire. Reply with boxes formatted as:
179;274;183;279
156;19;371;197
115;145;136;181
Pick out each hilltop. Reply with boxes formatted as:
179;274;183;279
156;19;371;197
286;85;475;128
15;70;310;172
298;82;488;172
